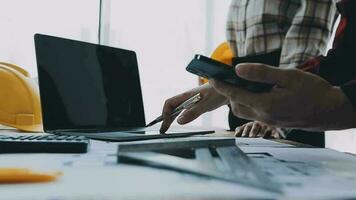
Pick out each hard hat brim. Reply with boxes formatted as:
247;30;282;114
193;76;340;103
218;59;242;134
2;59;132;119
0;122;43;133
15;124;43;133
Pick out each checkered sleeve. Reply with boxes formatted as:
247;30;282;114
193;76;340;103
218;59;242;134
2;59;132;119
279;0;337;68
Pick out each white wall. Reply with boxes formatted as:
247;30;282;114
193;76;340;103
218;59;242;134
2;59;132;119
0;0;99;77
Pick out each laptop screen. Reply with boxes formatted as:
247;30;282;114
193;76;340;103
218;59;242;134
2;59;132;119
35;34;146;132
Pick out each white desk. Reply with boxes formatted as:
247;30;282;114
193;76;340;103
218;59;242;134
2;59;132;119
1;130;356;200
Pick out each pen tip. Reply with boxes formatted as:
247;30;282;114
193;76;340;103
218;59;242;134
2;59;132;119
145;122;154;127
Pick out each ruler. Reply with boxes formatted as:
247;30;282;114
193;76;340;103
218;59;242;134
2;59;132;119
118;143;282;193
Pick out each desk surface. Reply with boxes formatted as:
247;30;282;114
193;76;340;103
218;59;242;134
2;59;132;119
1;129;356;200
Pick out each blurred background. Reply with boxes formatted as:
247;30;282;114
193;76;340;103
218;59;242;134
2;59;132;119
0;0;355;153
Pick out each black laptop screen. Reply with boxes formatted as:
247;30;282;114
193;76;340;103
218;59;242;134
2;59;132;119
35;34;146;132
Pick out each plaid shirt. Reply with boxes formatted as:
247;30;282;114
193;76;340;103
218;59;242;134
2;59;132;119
226;0;337;68
299;0;356;108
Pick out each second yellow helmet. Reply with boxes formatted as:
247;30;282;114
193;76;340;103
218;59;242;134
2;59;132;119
0;62;42;132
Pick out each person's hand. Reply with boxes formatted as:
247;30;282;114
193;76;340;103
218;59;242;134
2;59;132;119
160;83;228;133
235;121;282;138
210;63;356;131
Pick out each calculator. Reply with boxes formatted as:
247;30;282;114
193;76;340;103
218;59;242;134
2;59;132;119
0;134;89;153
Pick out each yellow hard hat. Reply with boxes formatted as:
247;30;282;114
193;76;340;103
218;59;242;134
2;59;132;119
210;42;234;65
0;62;43;132
199;42;234;85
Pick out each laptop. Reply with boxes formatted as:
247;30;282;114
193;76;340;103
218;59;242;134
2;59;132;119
34;34;214;142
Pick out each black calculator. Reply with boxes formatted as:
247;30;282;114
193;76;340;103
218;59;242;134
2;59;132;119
0;134;89;153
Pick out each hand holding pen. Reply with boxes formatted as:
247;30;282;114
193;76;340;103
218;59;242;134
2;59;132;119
146;93;201;129
158;84;228;133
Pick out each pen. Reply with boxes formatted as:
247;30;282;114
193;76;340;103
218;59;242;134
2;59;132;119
146;93;201;127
